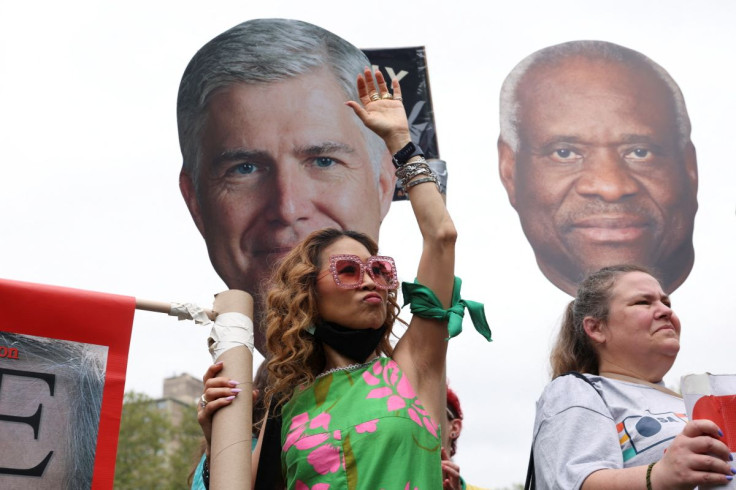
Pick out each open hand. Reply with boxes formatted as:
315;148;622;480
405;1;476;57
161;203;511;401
346;67;411;154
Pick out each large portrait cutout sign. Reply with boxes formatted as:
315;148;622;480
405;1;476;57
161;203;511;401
177;19;444;355
498;41;698;296
0;279;134;489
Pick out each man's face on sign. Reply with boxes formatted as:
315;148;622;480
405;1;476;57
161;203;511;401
180;68;394;349
499;57;698;295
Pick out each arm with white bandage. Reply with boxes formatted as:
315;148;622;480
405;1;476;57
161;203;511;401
197;290;254;490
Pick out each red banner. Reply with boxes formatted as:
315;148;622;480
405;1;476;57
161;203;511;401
0;278;135;489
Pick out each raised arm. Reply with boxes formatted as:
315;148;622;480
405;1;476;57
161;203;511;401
347;68;456;427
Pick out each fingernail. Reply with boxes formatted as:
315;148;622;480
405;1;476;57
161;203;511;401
226;395;235;401
231;389;242;394
215;361;223;366
228;380;241;386
730;454;734;461
718;429;724;437
727;475;733;481
731;467;736;475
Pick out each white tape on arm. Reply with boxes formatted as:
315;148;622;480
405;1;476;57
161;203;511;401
208;312;255;361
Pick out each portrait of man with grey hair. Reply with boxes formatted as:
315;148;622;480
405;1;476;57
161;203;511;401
0;331;106;489
498;41;698;295
177;18;396;352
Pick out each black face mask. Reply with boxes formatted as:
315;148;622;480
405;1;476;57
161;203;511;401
310;320;387;363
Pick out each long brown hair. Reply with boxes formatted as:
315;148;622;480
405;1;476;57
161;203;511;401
550;264;651;378
264;228;401;411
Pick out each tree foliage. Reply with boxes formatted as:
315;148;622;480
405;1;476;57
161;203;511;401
114;392;204;489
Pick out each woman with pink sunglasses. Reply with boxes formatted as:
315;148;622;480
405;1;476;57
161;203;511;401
195;68;490;489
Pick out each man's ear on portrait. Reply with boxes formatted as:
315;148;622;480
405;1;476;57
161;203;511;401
684;141;699;195
179;170;206;237
498;138;518;208
378;151;396;220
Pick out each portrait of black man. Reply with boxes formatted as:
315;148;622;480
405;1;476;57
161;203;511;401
498;41;698;295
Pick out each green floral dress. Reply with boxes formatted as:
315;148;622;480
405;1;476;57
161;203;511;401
281;357;442;489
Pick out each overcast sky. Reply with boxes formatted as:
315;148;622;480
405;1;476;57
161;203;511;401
2;1;735;487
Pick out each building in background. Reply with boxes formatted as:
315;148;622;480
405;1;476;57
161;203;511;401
157;373;202;426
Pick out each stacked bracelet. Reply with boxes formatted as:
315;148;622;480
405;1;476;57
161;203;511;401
395;158;430;176
406;175;439;191
395;157;438;190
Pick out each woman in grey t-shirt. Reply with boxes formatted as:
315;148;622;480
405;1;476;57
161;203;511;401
531;265;733;490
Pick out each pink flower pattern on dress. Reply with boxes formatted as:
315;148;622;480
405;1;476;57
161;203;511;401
283;359;440;488
310;412;331;430
362;359;438;437
283;412;311;452
308;444;342;474
355;419;378;434
283;411;344;475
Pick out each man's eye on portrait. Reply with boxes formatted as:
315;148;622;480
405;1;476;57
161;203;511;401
551;148;581;162
625;148;654;161
313;157;338;168
233;163;258;175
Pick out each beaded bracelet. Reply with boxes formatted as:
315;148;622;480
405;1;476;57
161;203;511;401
395;161;430;179
406;175;440;191
394;156;428;174
398;164;433;181
400;170;434;190
646;462;655;490
395;154;427;168
396;162;434;189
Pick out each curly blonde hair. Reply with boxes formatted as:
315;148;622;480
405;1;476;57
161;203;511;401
264;228;401;411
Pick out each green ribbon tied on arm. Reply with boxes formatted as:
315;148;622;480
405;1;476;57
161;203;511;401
401;277;492;341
